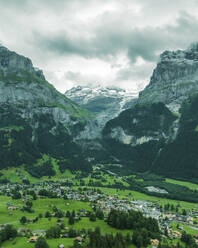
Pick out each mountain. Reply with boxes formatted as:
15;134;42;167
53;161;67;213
0;45;92;175
65;85;137;129
1;44;198;181
138;43;198;112
102;44;198;180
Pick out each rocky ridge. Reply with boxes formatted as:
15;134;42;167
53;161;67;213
1;44;198;180
138;43;198;112
0;45;92;171
102;45;198;179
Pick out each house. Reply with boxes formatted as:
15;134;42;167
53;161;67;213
172;230;182;238
32;230;46;236
150;239;159;247
7;205;17;211
75;236;83;243
28;236;39;243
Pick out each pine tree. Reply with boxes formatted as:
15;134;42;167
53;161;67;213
69;215;75;225
20;216;27;224
35;237;49;248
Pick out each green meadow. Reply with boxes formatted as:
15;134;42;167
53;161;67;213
166;178;198;190
0;195;133;247
2;237;75;248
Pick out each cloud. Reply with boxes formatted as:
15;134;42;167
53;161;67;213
0;0;198;92
64;71;103;86
35;11;198;65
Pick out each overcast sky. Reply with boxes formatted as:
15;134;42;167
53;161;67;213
1;0;198;93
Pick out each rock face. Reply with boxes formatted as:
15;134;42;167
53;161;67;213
65;85;137;130
138;43;198;112
102;44;198;180
0;46;92;172
102;102;177;172
0;45;44;78
2;44;198;180
151;93;198;179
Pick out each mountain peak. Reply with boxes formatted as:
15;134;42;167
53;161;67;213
139;43;198;111
160;43;198;63
66;85;137;101
0;45;45;80
65;85;137;132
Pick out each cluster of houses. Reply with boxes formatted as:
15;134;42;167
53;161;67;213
1;180;198;246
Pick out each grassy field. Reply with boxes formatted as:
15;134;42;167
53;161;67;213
0;195;132;234
0;196;92;228
0;195;133;247
0;166;74;184
0;154;75;184
166;178;198;190
0;164;131;188
2;237;75;248
69;217;132;235
171;222;198;235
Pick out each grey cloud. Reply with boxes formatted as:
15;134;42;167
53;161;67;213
64;71;102;85
1;0;198;91
35;11;198;65
116;63;155;81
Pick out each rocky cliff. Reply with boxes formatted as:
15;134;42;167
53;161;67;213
102;102;177;172
1;44;198;180
138;43;198;112
102;44;198;180
0;46;92;174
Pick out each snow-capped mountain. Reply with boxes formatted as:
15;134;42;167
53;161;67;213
65;85;138;129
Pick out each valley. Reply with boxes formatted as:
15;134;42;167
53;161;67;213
1;44;198;248
0;164;198;248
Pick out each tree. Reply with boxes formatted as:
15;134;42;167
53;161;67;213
68;228;77;238
45;211;51;218
26;201;33;208
33;193;37;200
0;225;17;241
132;232;143;248
71;210;76;217
46;226;61;238
12;191;21;199
95;209;104;220
35;237;49;248
125;233;131;244
171;204;175;211
181;231;195;246
69;215;75;225
89;213;96;222
22;178;30;184
39;213;43;218
66;211;71;217
20;216;27;224
182;209;187;216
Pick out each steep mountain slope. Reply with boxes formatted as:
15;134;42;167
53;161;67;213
151;93;198;179
102;102;177;171
2;44;198;180
0;46;92;174
102;45;198;180
65;85;137;129
138;43;198;112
